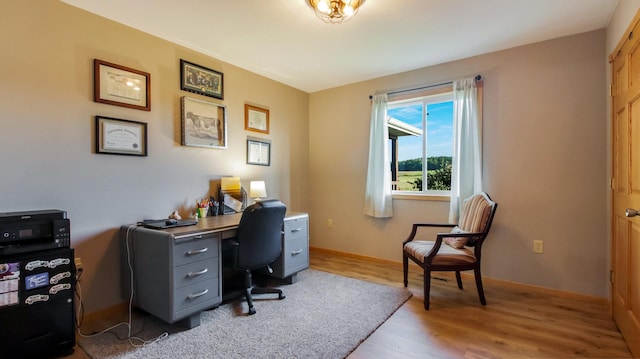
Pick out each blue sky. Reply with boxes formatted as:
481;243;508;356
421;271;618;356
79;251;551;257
388;101;453;161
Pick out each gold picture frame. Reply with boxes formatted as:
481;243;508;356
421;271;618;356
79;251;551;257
244;104;270;134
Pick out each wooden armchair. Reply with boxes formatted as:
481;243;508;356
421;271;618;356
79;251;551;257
402;192;498;310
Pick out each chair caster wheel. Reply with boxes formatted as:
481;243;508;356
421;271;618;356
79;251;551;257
248;307;256;315
279;293;285;300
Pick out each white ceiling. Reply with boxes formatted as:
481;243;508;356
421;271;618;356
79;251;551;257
60;0;618;93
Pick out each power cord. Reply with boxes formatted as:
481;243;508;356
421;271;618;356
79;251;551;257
75;223;169;347
74;269;84;328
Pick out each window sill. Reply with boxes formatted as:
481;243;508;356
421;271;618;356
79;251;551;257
392;193;450;202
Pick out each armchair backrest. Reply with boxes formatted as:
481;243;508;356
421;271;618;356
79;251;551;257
234;199;287;270
458;192;497;246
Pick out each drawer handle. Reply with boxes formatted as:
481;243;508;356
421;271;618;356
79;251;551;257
291;249;303;255
187;268;209;277
187;289;209;299
193;235;203;239
290;227;303;233
187;247;208;255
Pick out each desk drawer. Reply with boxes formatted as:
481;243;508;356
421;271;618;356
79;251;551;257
284;218;307;240
173;235;219;267
173;257;219;289
173;279;219;318
282;235;309;275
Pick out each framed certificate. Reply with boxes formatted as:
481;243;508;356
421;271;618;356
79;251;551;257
95;116;147;156
244;104;269;134
247;139;270;166
94;59;150;111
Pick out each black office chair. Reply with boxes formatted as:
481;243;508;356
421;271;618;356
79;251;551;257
222;199;287;315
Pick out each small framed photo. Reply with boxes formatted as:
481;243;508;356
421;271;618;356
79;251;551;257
180;59;223;99
95;116;147;156
181;96;227;149
94;59;150;111
247;139;271;166
244;104;270;134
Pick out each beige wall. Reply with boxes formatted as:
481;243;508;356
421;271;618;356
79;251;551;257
309;30;609;297
607;0;640;55
0;1;309;313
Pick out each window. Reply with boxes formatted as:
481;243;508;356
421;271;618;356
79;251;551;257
388;90;453;195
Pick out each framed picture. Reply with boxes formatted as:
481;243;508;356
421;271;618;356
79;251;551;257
94;59;150;111
247;139;271;166
181;96;227;149
180;59;224;99
95;116;147;156
244;104;270;134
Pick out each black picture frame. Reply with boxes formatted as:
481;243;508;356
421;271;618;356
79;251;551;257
95;116;148;156
180;59;224;99
247;139;271;166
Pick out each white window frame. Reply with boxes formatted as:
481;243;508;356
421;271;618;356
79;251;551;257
389;91;453;198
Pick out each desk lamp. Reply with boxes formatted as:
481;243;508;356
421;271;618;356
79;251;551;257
249;181;267;202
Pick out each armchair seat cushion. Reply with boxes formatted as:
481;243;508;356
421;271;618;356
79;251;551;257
404;240;476;266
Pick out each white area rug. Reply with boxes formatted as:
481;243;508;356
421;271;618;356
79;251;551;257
79;269;412;359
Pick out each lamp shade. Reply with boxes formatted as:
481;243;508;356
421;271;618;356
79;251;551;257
249;181;267;199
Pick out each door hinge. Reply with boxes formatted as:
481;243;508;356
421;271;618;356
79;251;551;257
610;83;614;96
610;270;614;283
610;177;615;190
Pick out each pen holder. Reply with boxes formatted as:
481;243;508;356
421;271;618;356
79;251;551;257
209;201;219;216
198;207;208;218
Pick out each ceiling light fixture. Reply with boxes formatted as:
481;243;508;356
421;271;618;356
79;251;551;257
307;0;365;24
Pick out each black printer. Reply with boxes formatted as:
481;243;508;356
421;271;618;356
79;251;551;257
0;209;70;255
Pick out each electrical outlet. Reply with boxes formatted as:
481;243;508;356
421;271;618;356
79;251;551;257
533;240;544;254
327;218;334;228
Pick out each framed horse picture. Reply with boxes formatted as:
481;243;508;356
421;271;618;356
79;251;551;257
181;96;227;149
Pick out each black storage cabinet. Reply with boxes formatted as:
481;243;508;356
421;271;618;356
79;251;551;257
0;247;75;358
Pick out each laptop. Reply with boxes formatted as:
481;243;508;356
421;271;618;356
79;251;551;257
141;219;198;229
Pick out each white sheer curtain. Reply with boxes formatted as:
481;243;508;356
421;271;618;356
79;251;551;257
363;94;393;218
448;77;483;223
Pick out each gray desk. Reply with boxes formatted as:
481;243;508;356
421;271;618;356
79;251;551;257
120;212;309;328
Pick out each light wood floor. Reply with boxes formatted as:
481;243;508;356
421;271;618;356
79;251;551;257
68;249;632;359
311;249;633;359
